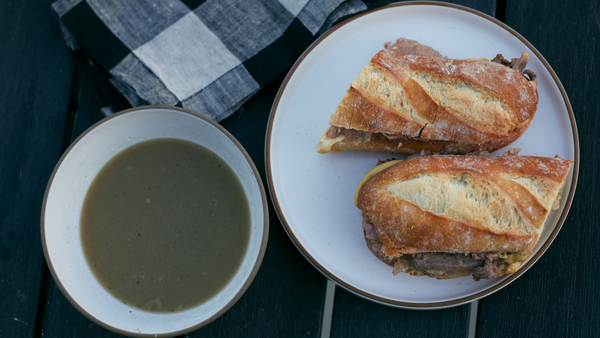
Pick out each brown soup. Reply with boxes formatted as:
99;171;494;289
80;138;250;313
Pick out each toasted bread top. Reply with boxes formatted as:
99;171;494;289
356;155;572;257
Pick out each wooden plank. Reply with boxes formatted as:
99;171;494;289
0;0;74;336
328;1;496;337
443;0;497;16
42;281;125;338
331;287;471;338
69;79;105;143
476;1;599;337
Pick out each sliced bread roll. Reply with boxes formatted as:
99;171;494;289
356;155;572;280
317;39;539;155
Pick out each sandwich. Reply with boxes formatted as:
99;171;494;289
355;153;573;280
316;38;539;155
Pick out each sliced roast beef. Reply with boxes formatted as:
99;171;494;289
361;212;388;264
325;125;341;138
384;38;445;58
412;252;485;274
491;53;537;81
326;126;369;141
362;213;505;281
403;252;502;280
325;126;427;150
472;254;502;281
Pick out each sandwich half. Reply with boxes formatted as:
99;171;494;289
317;38;539;155
355;154;572;280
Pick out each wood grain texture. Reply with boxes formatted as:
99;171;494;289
328;1;496;336
476;0;599;337
331;287;471;338
42;281;125;338
0;0;73;337
69;79;105;143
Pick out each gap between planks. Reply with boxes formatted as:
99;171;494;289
320;280;336;338
318;281;479;338
468;300;479;338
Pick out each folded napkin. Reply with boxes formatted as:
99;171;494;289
52;0;387;121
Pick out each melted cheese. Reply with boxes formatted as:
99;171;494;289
465;57;491;62
354;160;403;206
498;252;529;276
316;131;346;154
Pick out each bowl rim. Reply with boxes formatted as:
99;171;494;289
40;105;269;337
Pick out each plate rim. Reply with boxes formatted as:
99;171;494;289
265;1;580;309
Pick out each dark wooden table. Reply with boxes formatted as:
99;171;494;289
1;0;598;337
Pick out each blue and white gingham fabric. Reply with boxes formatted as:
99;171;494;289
52;0;388;120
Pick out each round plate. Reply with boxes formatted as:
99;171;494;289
266;2;579;309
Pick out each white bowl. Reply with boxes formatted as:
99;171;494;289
41;106;268;337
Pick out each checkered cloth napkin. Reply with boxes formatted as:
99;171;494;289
52;0;388;121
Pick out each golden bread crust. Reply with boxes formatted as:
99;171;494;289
319;50;539;154
356;155;572;256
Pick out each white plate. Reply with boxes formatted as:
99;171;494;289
266;2;579;309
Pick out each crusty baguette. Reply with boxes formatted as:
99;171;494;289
317;47;539;155
356;155;572;279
